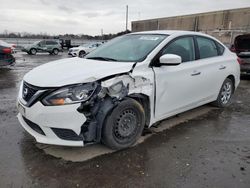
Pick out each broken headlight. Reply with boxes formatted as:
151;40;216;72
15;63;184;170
108;81;124;95
42;83;97;106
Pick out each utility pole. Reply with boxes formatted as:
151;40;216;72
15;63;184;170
126;5;128;31
101;29;103;40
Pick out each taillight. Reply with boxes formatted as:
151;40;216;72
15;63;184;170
2;48;12;54
237;57;245;64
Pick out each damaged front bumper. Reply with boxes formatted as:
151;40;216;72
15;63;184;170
17;101;87;146
17;81;88;146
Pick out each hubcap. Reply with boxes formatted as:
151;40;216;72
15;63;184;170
220;82;232;104
114;109;137;139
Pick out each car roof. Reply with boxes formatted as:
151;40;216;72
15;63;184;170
0;40;10;45
129;30;224;45
130;30;209;37
39;40;58;42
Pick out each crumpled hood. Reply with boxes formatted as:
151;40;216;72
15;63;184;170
24;57;134;87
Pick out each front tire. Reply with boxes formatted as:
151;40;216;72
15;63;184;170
79;50;86;58
102;98;145;150
52;48;59;55
30;48;37;55
212;78;233;108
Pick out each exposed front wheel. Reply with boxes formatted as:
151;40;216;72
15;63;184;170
102;98;145;150
212;78;233;108
30;48;37;55
52;48;59;55
79;51;86;58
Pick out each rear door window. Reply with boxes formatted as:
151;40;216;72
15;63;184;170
196;37;218;59
217;43;225;55
46;41;57;45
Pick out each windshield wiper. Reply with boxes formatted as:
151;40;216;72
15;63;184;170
86;57;118;61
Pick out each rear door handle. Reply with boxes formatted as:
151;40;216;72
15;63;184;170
191;71;201;76
219;65;226;70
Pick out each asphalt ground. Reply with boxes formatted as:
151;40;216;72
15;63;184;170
0;51;250;188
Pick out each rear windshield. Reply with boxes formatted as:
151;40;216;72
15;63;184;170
236;38;250;49
235;36;250;51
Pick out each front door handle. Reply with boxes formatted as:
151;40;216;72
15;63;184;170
219;65;226;70
191;71;201;76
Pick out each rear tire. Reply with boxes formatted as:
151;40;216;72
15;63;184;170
102;98;145;150
212;78;233;108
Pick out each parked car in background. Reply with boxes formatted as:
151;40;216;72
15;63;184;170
0;45;15;67
234;34;250;74
17;31;240;150
68;42;104;58
0;40;16;53
22;40;62;55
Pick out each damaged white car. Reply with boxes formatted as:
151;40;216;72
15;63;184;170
17;31;240;149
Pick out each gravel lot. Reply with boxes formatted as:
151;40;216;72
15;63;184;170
0;52;250;188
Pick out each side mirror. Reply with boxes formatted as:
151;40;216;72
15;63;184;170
159;54;182;65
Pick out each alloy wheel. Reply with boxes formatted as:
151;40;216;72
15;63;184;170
220;82;232;104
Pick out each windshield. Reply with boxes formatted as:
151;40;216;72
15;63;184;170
33;41;41;45
85;34;167;62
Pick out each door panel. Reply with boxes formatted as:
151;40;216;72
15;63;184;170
37;41;46;52
154;61;204;119
195;36;228;97
195;56;228;98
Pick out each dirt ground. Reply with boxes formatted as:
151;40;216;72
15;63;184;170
0;52;250;188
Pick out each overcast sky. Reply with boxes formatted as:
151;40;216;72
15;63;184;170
1;0;250;35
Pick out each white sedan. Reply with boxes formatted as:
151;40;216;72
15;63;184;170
17;30;240;149
68;42;103;58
